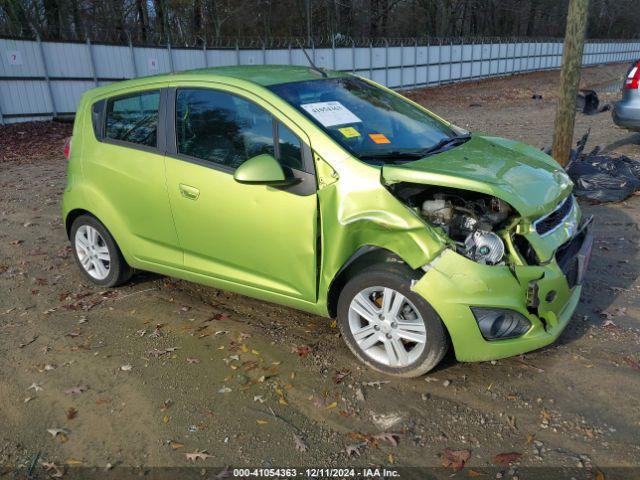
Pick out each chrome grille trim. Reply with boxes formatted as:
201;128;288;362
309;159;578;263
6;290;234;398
533;195;574;237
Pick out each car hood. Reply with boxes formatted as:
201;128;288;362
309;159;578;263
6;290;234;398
381;134;573;219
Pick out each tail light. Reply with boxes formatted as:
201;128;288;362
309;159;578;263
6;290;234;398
64;138;72;160
624;61;640;90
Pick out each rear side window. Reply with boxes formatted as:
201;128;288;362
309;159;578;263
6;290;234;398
105;90;160;147
175;89;305;171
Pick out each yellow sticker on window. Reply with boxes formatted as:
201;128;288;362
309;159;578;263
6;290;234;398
338;127;361;138
369;133;391;144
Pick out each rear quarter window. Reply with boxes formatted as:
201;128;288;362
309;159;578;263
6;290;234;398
105;90;160;147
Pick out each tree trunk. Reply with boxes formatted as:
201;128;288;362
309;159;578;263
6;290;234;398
137;0;149;42
552;0;590;166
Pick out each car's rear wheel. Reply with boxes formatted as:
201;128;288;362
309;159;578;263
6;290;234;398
70;214;133;287
337;263;448;377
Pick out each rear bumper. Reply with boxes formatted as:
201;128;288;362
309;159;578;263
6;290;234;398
412;220;593;362
613;100;640;130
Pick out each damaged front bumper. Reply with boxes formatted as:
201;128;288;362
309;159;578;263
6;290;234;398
412;217;593;362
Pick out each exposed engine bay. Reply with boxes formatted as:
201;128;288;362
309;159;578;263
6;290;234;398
389;184;516;265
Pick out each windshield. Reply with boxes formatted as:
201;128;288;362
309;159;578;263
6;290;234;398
269;76;458;163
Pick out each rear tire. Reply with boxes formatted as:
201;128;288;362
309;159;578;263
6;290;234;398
70;214;133;288
337;263;448;377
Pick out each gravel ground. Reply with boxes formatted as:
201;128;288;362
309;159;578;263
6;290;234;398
1;63;639;480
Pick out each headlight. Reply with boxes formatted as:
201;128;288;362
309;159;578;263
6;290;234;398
471;307;531;340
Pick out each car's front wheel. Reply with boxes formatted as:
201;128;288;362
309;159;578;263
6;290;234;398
70;214;133;287
337;263;449;377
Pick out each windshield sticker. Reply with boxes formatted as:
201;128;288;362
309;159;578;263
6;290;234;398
300;101;362;127
338;127;361;138
369;133;391;144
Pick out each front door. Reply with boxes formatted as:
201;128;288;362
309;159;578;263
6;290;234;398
164;86;318;301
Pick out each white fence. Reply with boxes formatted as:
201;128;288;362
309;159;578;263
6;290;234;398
1;37;639;124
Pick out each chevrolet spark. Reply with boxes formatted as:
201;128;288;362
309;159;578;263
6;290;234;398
62;65;593;377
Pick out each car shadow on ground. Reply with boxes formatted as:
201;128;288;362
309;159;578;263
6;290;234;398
601;131;640;153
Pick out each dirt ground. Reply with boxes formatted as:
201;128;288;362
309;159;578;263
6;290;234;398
1;63;639;479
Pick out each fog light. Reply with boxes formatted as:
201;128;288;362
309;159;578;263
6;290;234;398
471;307;531;340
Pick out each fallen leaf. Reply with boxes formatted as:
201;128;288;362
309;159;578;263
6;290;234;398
148;347;179;358
65;385;88;395
185;450;214;462
170;441;184;450
47;428;69;442
372;432;400;446
292;344;312;357
333;368;351;384
293;433;307;452
256;419;268;425
492;452;522;467
120;364;132;372
441;448;471;471
600;306;626;320
41;461;64;478
326;401;338;409
218;387;232;394
186;357;200;364
345;443;364;457
66;407;78;420
162;415;170;424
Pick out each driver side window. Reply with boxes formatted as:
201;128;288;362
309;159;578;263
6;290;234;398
176;89;275;170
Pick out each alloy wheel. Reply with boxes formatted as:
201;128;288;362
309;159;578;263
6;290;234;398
348;286;427;367
74;225;111;280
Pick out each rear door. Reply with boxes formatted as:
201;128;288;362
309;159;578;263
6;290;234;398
163;84;318;301
85;86;182;267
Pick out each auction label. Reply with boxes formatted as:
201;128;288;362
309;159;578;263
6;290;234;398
301;101;362;127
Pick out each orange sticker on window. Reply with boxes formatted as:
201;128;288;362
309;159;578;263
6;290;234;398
369;133;391;144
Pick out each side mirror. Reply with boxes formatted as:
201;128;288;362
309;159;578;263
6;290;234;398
234;154;292;185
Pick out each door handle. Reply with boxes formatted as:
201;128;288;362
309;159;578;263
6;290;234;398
179;184;200;200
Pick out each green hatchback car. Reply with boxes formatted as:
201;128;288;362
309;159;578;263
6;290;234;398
62;65;593;377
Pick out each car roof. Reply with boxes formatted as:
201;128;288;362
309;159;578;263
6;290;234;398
87;65;347;99
184;65;347;85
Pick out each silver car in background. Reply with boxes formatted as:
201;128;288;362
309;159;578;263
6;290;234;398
613;59;640;131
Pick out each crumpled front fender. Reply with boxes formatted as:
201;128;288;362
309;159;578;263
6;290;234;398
412;249;581;362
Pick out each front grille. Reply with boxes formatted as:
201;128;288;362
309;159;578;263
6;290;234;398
534;195;573;236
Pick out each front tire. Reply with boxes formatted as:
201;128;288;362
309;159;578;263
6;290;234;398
70;214;133;287
337;263;448;377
